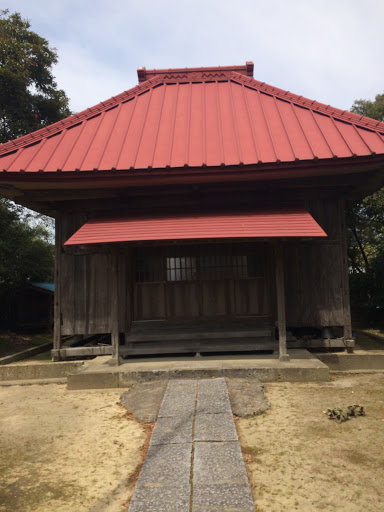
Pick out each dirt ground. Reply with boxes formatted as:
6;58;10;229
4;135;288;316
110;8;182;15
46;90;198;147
0;384;148;512
0;332;51;358
1;375;384;512
236;374;384;512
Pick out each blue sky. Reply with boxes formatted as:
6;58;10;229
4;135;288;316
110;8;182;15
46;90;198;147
7;0;384;114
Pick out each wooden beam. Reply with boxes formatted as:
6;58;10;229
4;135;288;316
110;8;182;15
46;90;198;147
51;346;113;358
340;200;353;342
52;213;62;361
126;330;272;343
120;341;278;356
287;338;355;349
0;184;24;200
26;189;119;201
110;248;120;365
275;242;290;362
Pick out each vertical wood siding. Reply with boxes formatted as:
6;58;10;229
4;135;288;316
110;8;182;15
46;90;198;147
59;198;348;335
284;199;345;326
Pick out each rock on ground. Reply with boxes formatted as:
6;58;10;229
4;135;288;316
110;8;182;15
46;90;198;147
120;381;168;423
226;377;270;417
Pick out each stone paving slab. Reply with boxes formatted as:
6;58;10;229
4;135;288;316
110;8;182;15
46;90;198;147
198;377;228;395
196;391;232;414
129;378;256;512
196;378;232;414
136;443;192;488
129;485;190;512
158;379;197;418
192;483;255;512
193;441;249;486
150;415;193;445
194;412;238;441
167;379;198;393
159;392;196;418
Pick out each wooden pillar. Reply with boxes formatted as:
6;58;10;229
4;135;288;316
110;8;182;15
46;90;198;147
110;247;120;365
52;213;62;361
340;200;353;341
275;242;290;362
124;248;134;352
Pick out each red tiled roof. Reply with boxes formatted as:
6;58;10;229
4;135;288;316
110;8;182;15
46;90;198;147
64;209;327;245
1;63;384;174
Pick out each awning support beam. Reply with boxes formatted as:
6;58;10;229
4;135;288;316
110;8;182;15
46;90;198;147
275;242;290;362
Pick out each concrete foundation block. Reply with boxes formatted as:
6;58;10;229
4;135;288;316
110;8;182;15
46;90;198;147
0;362;83;382
222;367;279;381
169;368;224;380
316;353;384;371
67;371;119;390
277;367;329;382
119;370;169;387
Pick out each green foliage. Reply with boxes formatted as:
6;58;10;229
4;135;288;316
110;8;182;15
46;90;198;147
348;93;384;325
0;9;71;143
351;93;384;122
0;199;54;290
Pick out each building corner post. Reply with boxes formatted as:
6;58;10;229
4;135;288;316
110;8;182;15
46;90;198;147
275;241;290;362
52;212;62;362
340;200;353;350
110;247;121;366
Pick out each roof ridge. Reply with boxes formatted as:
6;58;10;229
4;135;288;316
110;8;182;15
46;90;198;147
0;75;164;157
231;72;384;134
138;62;254;83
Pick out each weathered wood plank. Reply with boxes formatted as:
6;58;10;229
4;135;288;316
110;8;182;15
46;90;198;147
110;248;120;364
126;329;272;342
287;338;355;349
275;242;289;362
339;200;352;339
53;213;62;360
120;340;277;356
52;346;113;358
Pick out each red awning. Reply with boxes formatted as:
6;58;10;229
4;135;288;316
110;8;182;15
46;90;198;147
64;209;327;245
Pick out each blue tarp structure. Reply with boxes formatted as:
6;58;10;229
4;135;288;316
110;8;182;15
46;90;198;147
30;282;55;293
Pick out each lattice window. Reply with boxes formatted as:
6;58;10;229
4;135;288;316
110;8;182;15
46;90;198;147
135;245;264;283
166;257;197;281
199;254;248;280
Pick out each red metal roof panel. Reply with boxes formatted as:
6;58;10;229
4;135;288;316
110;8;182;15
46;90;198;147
64;209;327;245
1;64;384;175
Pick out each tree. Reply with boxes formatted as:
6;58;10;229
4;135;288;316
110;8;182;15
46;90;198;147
0;198;54;290
348;92;384;324
351;93;384;122
0;9;71;143
0;10;71;329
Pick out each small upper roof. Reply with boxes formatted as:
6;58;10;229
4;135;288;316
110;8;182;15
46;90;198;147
1;62;383;174
64;208;326;245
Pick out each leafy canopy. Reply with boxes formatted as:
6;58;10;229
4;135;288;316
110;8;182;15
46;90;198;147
351;93;384;122
348;92;384;324
0;198;54;291
0;9;71;143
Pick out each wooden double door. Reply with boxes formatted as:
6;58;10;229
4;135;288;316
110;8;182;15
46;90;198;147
133;243;272;322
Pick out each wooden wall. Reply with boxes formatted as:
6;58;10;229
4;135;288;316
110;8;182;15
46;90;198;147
284;199;346;327
57;197;349;336
59;213;131;335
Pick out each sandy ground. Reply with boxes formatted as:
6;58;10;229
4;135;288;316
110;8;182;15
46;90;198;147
236;374;384;512
0;384;148;512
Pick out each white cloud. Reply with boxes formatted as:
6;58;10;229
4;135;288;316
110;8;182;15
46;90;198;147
7;0;384;112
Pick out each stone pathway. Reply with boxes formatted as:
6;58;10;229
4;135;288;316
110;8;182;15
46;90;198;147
128;378;255;512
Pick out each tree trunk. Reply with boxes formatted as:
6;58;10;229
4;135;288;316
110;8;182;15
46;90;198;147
351;225;369;270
